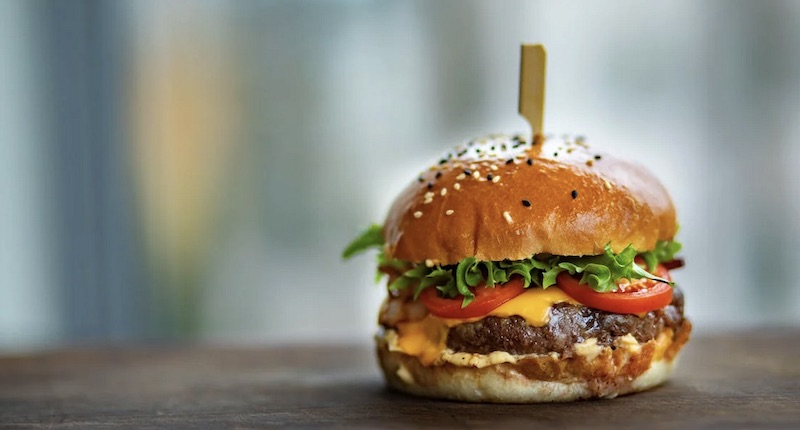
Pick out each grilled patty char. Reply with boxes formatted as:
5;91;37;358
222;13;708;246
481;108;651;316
446;287;685;356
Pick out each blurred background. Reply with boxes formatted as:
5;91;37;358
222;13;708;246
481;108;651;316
1;0;799;352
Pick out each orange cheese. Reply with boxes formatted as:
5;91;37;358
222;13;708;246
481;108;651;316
394;287;579;365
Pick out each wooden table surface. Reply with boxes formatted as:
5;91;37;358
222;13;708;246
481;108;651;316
0;329;798;429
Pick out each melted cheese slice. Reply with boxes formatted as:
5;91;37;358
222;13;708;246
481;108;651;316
395;287;579;365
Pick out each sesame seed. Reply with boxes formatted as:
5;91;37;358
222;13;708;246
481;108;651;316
526;158;533;166
506;159;514;165
492;175;500;183
463;169;472;176
503;211;513;224
417;177;424;183
427;182;433;190
413;211;423;218
487;174;493;181
435;171;442;179
490;164;498;171
571;190;578;199
521;199;531;207
594;155;602;160
440;188;447;196
472;171;480;179
553;152;559;157
604;180;612;190
445;209;454;216
454;183;461;190
425;259;434;267
456;173;466;180
470;164;478;170
424;191;434;199
438;159;447;165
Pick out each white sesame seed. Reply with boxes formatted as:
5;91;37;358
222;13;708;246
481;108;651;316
470;163;478;170
604;180;612;190
425;259;434;268
453;183;461;190
445;209;454;216
456;173;466;180
490;164;498;171
472;171;480;179
424;191;434;199
503;211;513;224
423;199;433;205
440;188;447;196
414;211;423;218
492;175;500;183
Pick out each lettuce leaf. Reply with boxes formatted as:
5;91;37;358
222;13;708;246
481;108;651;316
342;224;384;259
343;225;681;307
551;244;671;293
640;240;682;272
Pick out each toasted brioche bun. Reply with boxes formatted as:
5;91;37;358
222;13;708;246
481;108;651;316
376;319;691;403
383;135;677;264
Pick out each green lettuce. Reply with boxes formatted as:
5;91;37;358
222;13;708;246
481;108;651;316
640;240;682;272
341;224;384;259
343;225;681;308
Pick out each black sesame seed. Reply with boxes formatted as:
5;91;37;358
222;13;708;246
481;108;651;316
435;171;442;179
594;155;602;160
438;159;447;165
526;158;533;166
427;182;434;190
417;177;424;183
521;199;531;207
553;152;559;157
571;190;578;199
457;149;467;156
463;169;472;175
490;146;496;151
487;174;493;181
506;159;514;165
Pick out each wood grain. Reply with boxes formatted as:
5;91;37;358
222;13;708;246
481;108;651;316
0;329;798;429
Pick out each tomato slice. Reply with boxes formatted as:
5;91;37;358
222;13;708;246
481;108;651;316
556;264;673;314
418;278;527;319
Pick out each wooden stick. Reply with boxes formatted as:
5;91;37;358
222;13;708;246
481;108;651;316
518;44;547;140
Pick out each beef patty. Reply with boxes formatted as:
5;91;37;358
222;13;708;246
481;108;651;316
446;287;685;356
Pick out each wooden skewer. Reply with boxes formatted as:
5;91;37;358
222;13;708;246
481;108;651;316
518;44;547;141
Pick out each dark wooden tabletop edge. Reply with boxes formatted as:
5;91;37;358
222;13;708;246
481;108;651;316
1;325;798;360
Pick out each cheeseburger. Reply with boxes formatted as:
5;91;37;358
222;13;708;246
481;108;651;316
344;133;690;402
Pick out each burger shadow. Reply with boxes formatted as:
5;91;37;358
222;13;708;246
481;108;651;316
278;378;694;428
366;381;690;427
